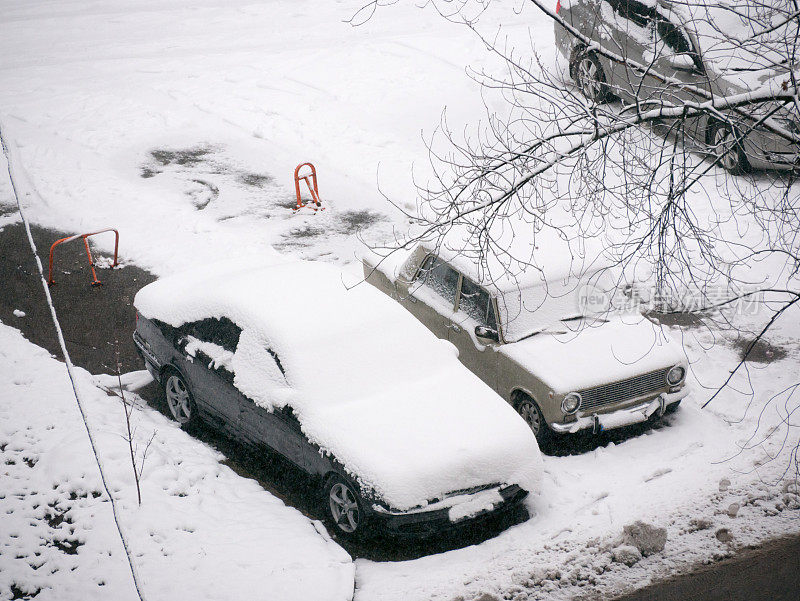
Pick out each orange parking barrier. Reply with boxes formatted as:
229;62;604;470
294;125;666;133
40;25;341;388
293;162;324;211
48;228;119;287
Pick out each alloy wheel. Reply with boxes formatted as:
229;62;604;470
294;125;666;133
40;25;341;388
165;375;192;424
713;127;739;171
577;57;602;101
517;400;541;436
328;482;360;534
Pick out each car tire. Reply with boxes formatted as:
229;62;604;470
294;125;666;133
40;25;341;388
708;121;750;174
571;49;612;104
665;399;681;414
162;368;199;428
514;395;552;447
323;474;366;539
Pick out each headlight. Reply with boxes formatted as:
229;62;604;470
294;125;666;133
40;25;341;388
752;102;800;136
666;366;686;386
561;392;582;414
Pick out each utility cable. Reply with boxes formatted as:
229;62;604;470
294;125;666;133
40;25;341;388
0;120;147;601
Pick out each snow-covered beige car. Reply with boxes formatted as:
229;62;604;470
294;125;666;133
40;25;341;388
133;259;541;538
364;245;689;445
555;0;800;173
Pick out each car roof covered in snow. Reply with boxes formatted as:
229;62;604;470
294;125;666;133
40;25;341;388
412;227;616;342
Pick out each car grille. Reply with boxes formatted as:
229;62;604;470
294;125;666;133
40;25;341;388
579;368;669;412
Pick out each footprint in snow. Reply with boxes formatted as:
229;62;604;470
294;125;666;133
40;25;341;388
644;467;672;482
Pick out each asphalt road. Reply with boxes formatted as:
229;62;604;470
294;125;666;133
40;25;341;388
0;222;155;375
2;220;799;593
613;535;800;601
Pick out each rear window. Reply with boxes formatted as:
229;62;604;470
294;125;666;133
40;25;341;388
655;17;692;55
607;0;651;28
181;317;241;352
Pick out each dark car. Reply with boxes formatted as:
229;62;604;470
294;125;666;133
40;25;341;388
132;259;541;539
555;0;800;172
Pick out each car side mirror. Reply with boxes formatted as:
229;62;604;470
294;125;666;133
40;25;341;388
666;53;696;71
475;325;499;344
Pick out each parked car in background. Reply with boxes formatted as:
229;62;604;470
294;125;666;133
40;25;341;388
554;0;800;173
133;259;540;538
364;244;689;446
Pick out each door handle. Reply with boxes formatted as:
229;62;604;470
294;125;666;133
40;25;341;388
450;324;461;333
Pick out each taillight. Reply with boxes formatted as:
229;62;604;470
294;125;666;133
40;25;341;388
556;0;561;14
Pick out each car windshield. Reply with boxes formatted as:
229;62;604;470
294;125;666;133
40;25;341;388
495;270;617;342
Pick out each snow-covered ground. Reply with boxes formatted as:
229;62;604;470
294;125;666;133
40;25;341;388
0;323;354;601
2;1;799;600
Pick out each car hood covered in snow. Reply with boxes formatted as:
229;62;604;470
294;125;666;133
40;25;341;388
134;258;542;511
499;315;686;394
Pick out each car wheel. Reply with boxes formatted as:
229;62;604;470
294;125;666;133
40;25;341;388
708;121;750;174
162;369;198;427
515;396;551;446
324;475;365;538
664;399;681;414
572;50;611;103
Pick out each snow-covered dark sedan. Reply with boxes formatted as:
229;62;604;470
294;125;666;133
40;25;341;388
133;259;541;538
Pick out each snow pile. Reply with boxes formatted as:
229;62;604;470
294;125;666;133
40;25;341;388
134;258;543;510
620;521;668;557
0;321;353;601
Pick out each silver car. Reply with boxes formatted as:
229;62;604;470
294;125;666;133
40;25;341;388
364;245;689;446
554;0;800;172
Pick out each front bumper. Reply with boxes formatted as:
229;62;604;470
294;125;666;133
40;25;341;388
370;484;528;537
551;388;689;434
747;150;800;171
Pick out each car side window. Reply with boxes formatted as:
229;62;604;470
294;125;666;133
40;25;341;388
655;18;690;55
607;0;652;29
416;255;460;307
458;277;498;330
179;317;242;383
183;317;241;352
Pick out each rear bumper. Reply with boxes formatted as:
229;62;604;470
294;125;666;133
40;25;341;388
370;485;528;537
554;22;573;61
551;388;688;434
726;122;799;172
133;329;161;380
